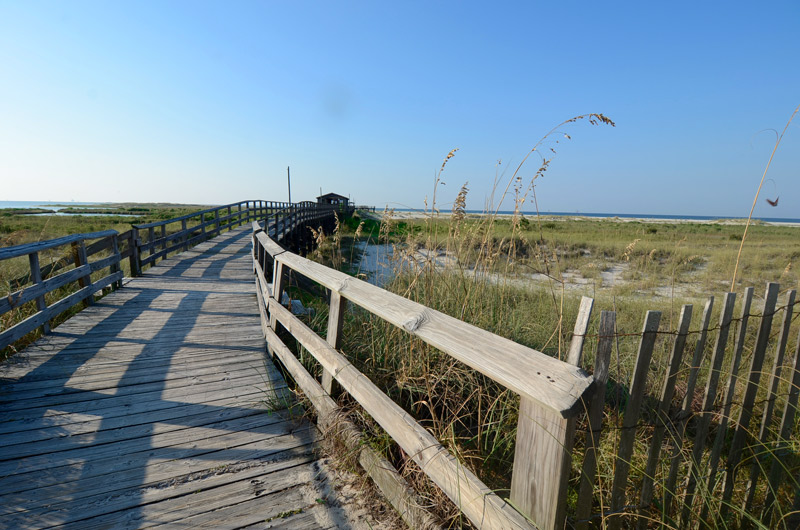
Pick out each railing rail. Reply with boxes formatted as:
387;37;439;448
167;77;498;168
251;223;594;530
0;231;125;350
1;199;351;353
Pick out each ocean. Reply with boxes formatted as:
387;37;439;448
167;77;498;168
397;209;800;224
2;202;799;224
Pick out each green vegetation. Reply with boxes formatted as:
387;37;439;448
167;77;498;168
292;204;800;527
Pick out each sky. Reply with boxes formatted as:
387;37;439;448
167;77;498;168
1;1;798;218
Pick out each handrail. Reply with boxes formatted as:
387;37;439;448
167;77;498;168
251;223;593;530
0;199;346;353
1;231;124;351
0;230;117;260
132;200;291;229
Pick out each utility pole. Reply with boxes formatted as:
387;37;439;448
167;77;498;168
287;166;292;204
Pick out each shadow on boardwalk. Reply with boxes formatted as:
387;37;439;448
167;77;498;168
0;227;372;529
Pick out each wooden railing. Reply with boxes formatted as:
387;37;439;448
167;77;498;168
131;200;291;274
0;231;126;350
1;200;350;354
251;222;595;530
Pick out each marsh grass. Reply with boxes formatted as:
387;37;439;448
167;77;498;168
283;115;800;527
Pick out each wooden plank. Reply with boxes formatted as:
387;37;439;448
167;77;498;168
742;289;795;513
762;323;800;523
54;450;319;530
28;252;50;334
322;290;346;394
0;362;270;409
1;415;299;490
680;291;737;526
567;296;594;365
0;229;117;260
269;298;537;530
608;310;661;530
700;286;755;515
575;310;615;530
1;427;317;524
72;240;94;306
0;272;122;350
263;323;441;530
511;295;593;529
664;296;714;515
0;370;270;432
0;387;270;451
257;230;594;418
718;282;780;521
0;404;279;483
637;304;693;528
0;263;89;316
0;349;264;394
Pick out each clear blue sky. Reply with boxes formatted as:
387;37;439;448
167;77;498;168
1;1;798;217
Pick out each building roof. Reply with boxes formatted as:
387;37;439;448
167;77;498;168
316;193;349;201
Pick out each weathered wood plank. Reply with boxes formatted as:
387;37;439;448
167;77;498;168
575;310;615;530
269;297;536;530
637;304;693;528
0;229;117;260
257;230;593;418
1;223;372;530
664;296;714;515
718;282;780;521
742;289;796;513
608;310;661;530
680;291;737;526
511;295;593;529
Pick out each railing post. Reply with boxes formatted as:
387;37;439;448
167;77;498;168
181;219;188;251
130;228;141;276
510;296;593;529
269;260;289;337
110;233;122;290
322;291;346;395
72;240;94;307
147;227;155;263
215;209;220;235
160;225;167;261
28;251;50;334
227;206;232;231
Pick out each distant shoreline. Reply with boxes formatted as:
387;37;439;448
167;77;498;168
380;209;800;227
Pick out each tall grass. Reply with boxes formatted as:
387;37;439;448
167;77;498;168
288;113;800;528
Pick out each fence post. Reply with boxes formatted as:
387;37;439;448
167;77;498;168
608;310;661;530
72;240;94;307
510;296;593;529
575;310;615;530
181;219;188;251
148;227;155;260
28;252;50;334
160;225;167;262
110;233;122;290
322;290;346;395
131;228;141;276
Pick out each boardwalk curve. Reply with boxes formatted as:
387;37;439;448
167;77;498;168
0;227;365;529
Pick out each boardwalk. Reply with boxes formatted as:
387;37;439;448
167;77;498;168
0;227;368;529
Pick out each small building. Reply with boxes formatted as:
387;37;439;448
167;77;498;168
316;193;349;208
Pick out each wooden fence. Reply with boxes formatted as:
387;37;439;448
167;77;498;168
0;230;126;350
0;200;348;354
566;285;800;529
252;221;597;530
251;219;800;529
